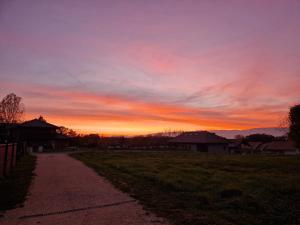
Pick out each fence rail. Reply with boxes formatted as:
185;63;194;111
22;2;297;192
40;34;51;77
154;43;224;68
0;143;17;177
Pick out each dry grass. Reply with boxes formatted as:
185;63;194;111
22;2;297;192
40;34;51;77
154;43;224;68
0;154;36;212
72;151;300;225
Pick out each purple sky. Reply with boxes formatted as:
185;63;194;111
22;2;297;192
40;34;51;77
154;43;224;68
1;0;300;135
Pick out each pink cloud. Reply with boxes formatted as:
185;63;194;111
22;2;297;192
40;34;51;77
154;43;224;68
1;80;292;135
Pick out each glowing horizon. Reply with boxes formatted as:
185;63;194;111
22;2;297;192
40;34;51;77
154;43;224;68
1;0;299;135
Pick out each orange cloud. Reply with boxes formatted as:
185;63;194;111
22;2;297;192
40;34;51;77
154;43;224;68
1;80;291;135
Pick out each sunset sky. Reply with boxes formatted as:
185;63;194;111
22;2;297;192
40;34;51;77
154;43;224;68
1;0;300;135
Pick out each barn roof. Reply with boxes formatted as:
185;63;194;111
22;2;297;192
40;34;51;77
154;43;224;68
19;118;58;128
170;131;229;144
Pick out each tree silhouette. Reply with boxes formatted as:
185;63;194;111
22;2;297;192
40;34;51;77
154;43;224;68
288;104;300;148
245;133;275;142
0;93;24;123
58;126;78;137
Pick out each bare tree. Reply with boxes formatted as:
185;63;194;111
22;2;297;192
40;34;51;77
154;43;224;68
58;126;78;137
0;93;25;123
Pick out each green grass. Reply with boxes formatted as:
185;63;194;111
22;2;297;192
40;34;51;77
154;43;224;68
72;151;300;225
0;154;36;212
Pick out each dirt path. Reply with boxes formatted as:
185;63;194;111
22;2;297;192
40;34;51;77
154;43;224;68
0;153;168;225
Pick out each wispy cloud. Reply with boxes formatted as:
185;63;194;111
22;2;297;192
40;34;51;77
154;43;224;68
1;0;299;134
1;80;293;135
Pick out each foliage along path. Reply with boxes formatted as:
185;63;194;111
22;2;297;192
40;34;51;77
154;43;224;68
0;153;168;225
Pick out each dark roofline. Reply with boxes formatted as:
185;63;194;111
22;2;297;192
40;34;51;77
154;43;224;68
169;131;229;144
18;118;59;128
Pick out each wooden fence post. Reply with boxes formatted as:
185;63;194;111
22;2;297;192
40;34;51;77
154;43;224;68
3;142;8;176
0;145;4;177
10;143;15;171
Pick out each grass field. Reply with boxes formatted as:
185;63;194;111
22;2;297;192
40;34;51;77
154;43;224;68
0;154;36;212
72;151;300;225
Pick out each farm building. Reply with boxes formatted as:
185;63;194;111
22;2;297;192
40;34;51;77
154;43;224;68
260;141;299;155
169;131;229;153
229;140;263;154
12;117;70;152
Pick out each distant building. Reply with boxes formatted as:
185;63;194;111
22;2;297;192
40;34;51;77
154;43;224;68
229;138;299;155
229;140;263;154
12;117;70;152
169;131;229;153
248;142;264;152
229;139;249;154
260;141;299;155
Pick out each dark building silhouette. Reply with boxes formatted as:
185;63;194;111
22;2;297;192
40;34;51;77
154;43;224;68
11;117;69;152
169;131;229;153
